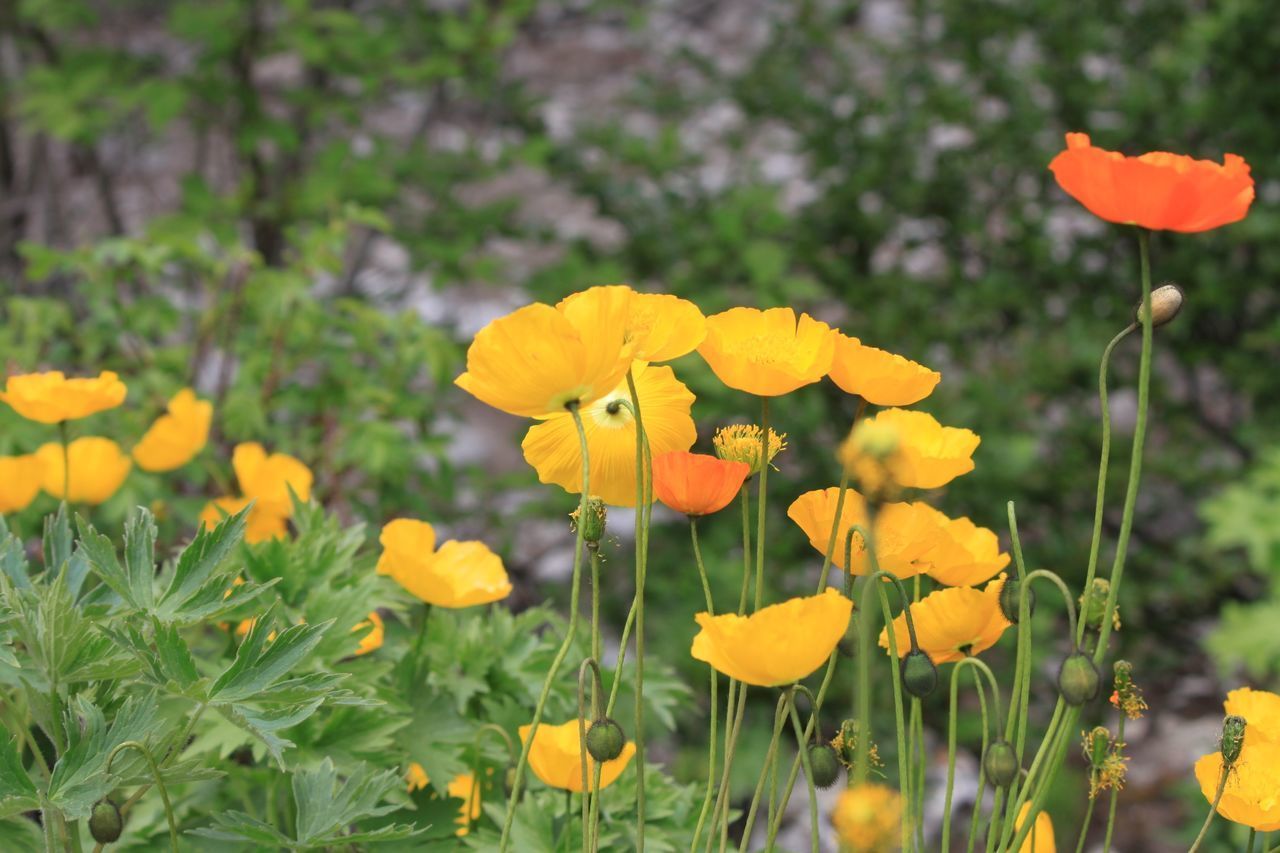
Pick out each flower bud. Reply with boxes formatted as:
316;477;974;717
1135;283;1184;329
848;419;900;462
1086;726;1113;768
585;717;626;762
983;740;1019;788
1058;652;1101;705
570;498;608;545
900;649;938;699
89;799;123;844
1220;715;1247;766
807;744;842;789
1079;578;1112;633
998;577;1035;624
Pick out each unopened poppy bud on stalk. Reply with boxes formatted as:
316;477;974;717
1079;578;1117;633
90;799;123;844
1086;726;1113;768
807;743;842;788
998;576;1035;624
983;740;1020;788
1135;282;1185;329
1058;652;1101;705
900;648;938;699
585;717;627;762
570;497;608;546
1220;715;1247;766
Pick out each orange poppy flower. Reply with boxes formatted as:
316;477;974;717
1049;132;1254;233
651;451;750;517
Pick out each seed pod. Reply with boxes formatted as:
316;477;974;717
1058;652;1101;705
1079;578;1111;633
998;577;1035;624
89;799;123;844
571;498;608;545
585;718;626;762
1086;726;1113;768
807;744;842;789
1221;715;1247;766
983;740;1019;788
900;649;938;699
1135;283;1184;329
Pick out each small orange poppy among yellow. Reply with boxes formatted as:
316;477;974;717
36;437;132;505
0;370;127;424
132;389;213;472
557;284;706;362
198;496;288;544
691;588;853;686
455;301;633;418
831;783;902;851
376;519;512;608
0;454;44;514
651;451;750;517
840;408;979;491
518;719;636;792
827;333;941;407
1014;803;1056;853
1049;132;1254;233
232;443;313;518
406;764;482;836
786;487;937;579
521;362;696;506
880;576;1010;664
352;611;384;656
1224;687;1280;746
698;307;835;396
1194;738;1280;832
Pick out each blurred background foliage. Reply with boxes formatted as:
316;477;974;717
1;0;1277;847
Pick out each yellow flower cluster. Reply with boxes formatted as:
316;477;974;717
376;518;511;608
200;443;313;544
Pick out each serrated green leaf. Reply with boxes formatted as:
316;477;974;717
0;738;38;819
216;698;325;765
189;810;291;846
209;611;331;703
47;694;159;818
75;517;140;609
156;505;248;620
122;510;158;611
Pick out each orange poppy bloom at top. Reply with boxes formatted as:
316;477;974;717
1049;132;1254;233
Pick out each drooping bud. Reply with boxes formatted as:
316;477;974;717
1135;283;1184;329
570;497;608;546
584;718;626;762
807;744;842;789
900;649;938;699
89;799;123;844
1078;578;1118;633
998;576;1035;624
983;740;1019;788
1058;652;1101;705
1220;715;1247;766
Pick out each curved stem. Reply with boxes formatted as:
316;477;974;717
783;698;819;853
874;582;911;851
499;404;592;852
107;741;178;853
689;518;719;853
738;692;791;847
626;370;650;850
1187;762;1229;853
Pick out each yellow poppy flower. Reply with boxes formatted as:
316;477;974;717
712;424;787;476
405;765;482;836
518;719;636;792
786;488;938;579
558;285;706;362
698;307;835;396
232;443;313;518
132;389;213;472
691;588;853;686
0;370;127;424
827;334;941;406
199;496;289;544
376;519;512;608
36;438;131;505
352;611;384;656
831;783;902;851
1014;803;1056;853
455;302;633;418
918;506;1011;587
0;454;44;514
1224;687;1280;746
880;577;1010;663
520;362;696;506
839;408;979;491
1194;739;1280;832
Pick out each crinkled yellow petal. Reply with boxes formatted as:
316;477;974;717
880;576;1010;663
1195;740;1280;832
133;389;213;472
1014;803;1056;853
232;442;312;517
561;287;707;362
1225;687;1280;747
519;720;636;792
37;437;131;505
785;487;936;578
871;408;980;489
0;454;44;514
828;333;941;406
0;370;127;424
698;307;835;396
380;537;511;608
917;505;1010;587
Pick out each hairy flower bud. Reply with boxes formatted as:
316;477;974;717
807;744;842;789
585;717;626;762
1058;652;1101;705
89;799;123;844
900;649;938;699
1078;578;1116;633
570;497;608;545
983;740;1019;788
1135;283;1184;329
998;576;1035;624
1086;726;1113;768
1220;715;1247;767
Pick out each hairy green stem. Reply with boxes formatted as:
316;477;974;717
738;692;791;847
1101;715;1126;853
108;741;178;852
1187;762;1229;853
689;518;719;852
626;370;650;851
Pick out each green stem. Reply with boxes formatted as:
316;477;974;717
1076;324;1135;648
625;370;650;851
874;582;912;852
590;548;602;671
941;660;995;851
576;659;604;853
689;518;719;853
754;397;770;611
1005;706;1081;851
1247;830;1257;853
409;603;433;690
738;692;790;847
499;404;593;852
783;698;819;853
59;421;71;501
1074;774;1099;853
816;472;850;593
107;741;178;853
1100;714;1125;853
1187;761;1229;853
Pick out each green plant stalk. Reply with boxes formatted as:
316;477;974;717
591;547;602;670
577;660;601;852
1006;705;1081;851
1187;762;1229;853
498;404;592;852
1073;774;1100;853
107;741;178;853
1075;325;1134;648
911;698;926;851
1100;714;1126;853
708;684;748;853
604;598;637;716
940;659;995;851
815;471;851;593
754;396;770;611
626;370;650;851
875;582;912;852
784;698;820;853
738;692;791;846
966;663;1000;853
408;603;433;689
689;518;719;853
